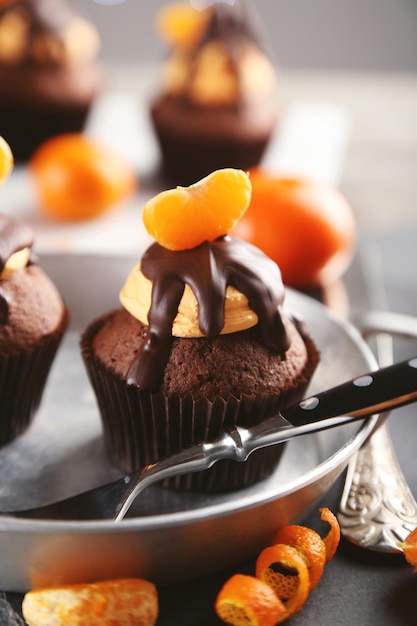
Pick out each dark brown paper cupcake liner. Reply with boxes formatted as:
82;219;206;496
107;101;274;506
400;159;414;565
153;124;273;187
0;309;69;447
81;317;319;492
150;96;278;186
0;99;93;162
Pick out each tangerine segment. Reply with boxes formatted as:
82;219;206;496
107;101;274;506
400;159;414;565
156;2;209;49
398;527;417;571
22;578;158;626
320;507;341;563
256;544;310;620
142;168;252;251
273;524;326;591
0;135;13;183
30;133;137;222
215;573;286;626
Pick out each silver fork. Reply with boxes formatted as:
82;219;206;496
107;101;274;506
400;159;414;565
338;245;417;551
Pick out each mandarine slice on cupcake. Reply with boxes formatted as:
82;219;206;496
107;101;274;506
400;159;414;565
0;136;69;446
81;169;319;492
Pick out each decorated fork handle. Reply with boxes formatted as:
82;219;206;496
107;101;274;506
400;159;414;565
338;311;417;552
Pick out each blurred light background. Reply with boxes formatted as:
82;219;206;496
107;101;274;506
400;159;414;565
75;0;417;72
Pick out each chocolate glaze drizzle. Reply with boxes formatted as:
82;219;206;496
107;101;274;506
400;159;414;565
0;213;34;324
127;236;290;389
197;3;263;53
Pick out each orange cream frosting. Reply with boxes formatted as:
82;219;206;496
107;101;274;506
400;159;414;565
120;263;258;338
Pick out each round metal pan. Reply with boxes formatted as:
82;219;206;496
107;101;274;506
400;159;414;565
0;255;380;591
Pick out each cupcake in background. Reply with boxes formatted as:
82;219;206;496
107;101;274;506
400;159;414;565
81;169;319;492
0;136;69;446
150;1;279;185
0;0;102;161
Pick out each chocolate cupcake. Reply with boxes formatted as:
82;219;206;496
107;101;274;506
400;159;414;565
0;212;69;445
0;136;68;444
150;2;279;185
81;169;319;491
0;0;102;161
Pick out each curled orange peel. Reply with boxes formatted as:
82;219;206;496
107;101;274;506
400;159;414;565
255;543;310;620
273;524;326;591
398;527;417;572
215;508;341;625
320;507;341;563
215;573;286;626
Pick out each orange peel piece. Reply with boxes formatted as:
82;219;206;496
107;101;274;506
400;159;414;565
320;506;341;563
255;543;311;620
273;524;326;591
398;527;417;572
142;168;252;251
215;573;286;626
0;135;13;184
22;578;158;626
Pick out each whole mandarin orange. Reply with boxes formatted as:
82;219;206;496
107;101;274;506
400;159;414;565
30;133;137;221
233;169;356;288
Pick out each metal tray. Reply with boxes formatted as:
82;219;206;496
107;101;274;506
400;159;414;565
0;254;380;592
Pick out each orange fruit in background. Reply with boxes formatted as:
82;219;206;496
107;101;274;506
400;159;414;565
0;135;13;183
143;168;252;250
233;169;356;288
215;573;286;626
30;133;137;221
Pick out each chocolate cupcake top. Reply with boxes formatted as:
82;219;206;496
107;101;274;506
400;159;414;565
157;1;277;108
0;0;100;68
0;137;68;346
120;168;291;390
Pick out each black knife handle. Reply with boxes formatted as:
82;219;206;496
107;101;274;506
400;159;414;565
281;357;417;426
